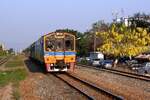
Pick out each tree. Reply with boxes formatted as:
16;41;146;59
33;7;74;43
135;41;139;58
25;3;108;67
84;20;110;52
131;12;150;29
96;24;150;64
55;28;81;37
77;36;89;57
91;20;109;32
134;12;150;19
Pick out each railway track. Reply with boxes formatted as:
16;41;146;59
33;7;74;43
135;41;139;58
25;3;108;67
78;64;150;82
53;72;124;100
0;57;10;66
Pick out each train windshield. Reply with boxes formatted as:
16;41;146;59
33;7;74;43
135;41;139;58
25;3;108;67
45;34;75;51
65;35;74;51
45;35;55;51
55;38;64;51
45;35;64;51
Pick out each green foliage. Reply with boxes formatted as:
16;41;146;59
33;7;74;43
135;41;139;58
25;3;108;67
78;59;88;65
77;36;89;57
0;50;7;57
76;20;110;57
91;20;109;32
86;20;110;52
55;28;81;37
97;24;150;57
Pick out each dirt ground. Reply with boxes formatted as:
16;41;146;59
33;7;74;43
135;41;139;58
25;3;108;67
0;83;13;100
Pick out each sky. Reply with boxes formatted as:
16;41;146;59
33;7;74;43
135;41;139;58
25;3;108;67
0;0;150;51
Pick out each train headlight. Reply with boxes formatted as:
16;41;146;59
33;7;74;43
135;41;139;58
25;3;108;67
71;58;74;60
56;33;63;36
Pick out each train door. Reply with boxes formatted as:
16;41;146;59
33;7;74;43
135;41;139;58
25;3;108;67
64;33;75;71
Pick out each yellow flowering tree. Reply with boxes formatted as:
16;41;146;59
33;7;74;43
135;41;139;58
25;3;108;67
97;24;150;62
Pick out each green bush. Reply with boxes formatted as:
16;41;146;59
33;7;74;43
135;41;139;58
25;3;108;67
80;59;88;65
0;50;7;57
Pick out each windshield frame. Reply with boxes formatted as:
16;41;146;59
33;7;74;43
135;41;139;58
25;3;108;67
44;33;75;52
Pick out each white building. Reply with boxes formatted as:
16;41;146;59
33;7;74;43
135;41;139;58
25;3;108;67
115;17;131;27
0;43;5;50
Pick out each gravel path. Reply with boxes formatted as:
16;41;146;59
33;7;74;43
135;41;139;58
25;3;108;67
20;60;86;100
74;66;150;100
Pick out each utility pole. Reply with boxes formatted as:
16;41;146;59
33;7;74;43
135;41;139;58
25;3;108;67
94;33;96;52
93;23;98;52
94;32;96;52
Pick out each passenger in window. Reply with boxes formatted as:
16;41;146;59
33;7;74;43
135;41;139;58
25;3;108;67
47;41;54;51
56;42;61;51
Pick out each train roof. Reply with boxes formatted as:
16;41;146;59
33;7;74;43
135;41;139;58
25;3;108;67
43;32;75;37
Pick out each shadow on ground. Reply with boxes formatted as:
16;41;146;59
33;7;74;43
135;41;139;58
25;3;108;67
24;59;46;73
24;59;68;75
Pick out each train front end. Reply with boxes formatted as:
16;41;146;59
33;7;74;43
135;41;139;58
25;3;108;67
44;32;76;72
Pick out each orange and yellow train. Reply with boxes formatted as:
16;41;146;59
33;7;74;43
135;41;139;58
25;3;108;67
26;32;76;72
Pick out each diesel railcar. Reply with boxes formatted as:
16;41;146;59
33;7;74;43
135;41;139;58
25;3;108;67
27;32;76;72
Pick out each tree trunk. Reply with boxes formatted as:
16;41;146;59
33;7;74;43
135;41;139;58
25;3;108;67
129;56;132;60
113;58;118;67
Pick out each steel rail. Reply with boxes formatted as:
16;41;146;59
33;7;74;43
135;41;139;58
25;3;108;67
78;64;150;82
0;57;10;66
53;72;124;100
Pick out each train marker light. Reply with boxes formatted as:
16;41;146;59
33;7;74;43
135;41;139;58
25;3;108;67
56;33;63;36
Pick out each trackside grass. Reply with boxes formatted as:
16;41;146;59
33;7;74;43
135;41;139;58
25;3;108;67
0;55;28;99
5;60;24;68
12;86;20;100
5;55;24;68
0;69;27;87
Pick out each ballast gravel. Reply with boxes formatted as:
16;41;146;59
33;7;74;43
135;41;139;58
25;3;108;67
20;60;86;100
75;66;150;100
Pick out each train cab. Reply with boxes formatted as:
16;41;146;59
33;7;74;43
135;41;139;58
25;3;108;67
44;32;76;72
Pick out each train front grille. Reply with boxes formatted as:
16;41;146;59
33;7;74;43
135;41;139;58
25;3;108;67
56;60;65;68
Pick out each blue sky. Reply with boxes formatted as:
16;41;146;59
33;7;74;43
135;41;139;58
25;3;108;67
0;0;150;51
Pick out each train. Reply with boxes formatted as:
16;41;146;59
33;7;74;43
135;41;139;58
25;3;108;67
24;32;76;72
